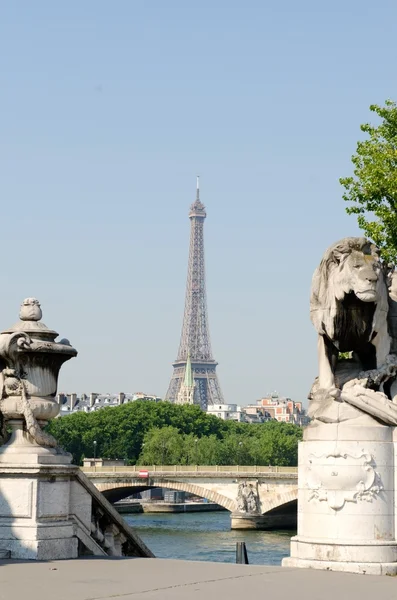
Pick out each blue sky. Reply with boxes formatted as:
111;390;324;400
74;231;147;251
0;1;396;405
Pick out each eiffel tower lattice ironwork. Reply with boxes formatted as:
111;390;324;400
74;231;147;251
165;178;224;410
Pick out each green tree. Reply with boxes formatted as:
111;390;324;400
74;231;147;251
46;411;88;464
194;435;223;465
138;426;184;465
217;435;253;465
340;100;397;263
256;428;299;466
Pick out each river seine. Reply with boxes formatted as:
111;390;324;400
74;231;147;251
125;511;294;564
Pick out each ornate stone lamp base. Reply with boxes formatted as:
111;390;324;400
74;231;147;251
282;417;397;576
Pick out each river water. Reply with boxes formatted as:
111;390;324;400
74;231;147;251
125;511;294;565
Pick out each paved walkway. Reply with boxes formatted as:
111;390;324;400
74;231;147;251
0;558;396;600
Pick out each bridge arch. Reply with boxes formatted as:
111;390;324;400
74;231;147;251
260;488;298;515
97;479;237;512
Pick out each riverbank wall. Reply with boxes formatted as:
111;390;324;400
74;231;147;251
115;501;226;514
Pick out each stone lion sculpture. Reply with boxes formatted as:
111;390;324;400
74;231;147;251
310;237;390;396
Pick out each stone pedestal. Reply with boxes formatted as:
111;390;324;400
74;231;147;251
0;463;80;560
231;512;296;530
282;417;397;575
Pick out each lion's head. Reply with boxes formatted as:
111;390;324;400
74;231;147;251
310;237;389;339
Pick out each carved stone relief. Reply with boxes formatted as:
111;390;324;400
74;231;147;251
306;450;383;510
236;480;261;514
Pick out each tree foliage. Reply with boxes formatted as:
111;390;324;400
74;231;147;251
340;100;397;263
46;401;303;466
138;426;185;465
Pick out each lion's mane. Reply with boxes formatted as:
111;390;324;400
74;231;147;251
310;237;389;343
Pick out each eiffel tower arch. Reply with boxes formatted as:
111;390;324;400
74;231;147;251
165;179;224;410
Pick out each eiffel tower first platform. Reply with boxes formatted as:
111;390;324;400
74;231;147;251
165;178;224;410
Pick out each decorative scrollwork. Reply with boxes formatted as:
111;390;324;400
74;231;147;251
306;450;384;510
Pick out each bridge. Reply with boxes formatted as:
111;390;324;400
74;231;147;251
82;465;298;530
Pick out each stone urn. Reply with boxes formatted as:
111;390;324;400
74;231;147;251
0;298;77;463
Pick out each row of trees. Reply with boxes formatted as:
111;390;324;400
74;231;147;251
138;424;300;466
46;401;302;466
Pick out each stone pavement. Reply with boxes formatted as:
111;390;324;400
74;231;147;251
0;558;396;600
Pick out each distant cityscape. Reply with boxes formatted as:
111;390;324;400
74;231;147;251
56;391;309;426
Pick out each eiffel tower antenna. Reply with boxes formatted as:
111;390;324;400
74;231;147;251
165;179;224;409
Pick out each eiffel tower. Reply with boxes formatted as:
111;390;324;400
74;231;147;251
165;178;224;410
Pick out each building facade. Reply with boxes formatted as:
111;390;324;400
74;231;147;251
207;403;244;422
242;393;309;425
57;392;162;415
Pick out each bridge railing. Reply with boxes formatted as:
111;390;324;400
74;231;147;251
81;465;298;474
